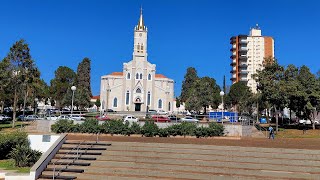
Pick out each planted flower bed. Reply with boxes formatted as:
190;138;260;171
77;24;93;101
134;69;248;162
51;119;224;138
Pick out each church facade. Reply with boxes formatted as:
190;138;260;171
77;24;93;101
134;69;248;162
100;10;174;112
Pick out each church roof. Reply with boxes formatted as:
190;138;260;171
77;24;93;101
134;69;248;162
155;74;167;78
136;7;146;30
91;95;100;100
109;72;123;76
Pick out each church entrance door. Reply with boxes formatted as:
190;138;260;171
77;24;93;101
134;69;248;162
135;103;141;111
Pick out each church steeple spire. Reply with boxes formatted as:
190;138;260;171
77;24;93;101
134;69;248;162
136;7;146;31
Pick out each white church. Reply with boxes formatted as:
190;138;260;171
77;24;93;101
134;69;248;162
100;9;174;112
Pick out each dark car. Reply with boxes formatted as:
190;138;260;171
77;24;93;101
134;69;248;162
106;109;116;113
17;115;26;121
168;115;180;121
152;115;171;123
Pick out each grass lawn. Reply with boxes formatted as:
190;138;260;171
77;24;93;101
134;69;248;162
0;121;29;133
276;129;320;138
0;159;30;173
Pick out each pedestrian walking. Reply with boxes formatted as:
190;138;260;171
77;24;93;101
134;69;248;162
268;125;274;139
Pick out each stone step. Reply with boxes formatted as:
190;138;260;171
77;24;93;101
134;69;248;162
64;141;111;146
99;151;320;167
60;147;107;151
89;157;320;173
65;165;314;180
109;141;320;155
38;174;77;179
57;151;102;155
45;168;84;173
48;161;91;166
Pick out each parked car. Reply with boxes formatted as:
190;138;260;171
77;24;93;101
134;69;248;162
45;115;59;121
148;109;157;114
96;115;111;121
106;109;116;113
57;115;73;120
123;115;139;123
157;110;168;115
69;114;86;121
168;115;180;121
25;115;39;121
17;115;26;121
299;119;312;125
152;115;170;123
180;116;199;123
0;114;11;121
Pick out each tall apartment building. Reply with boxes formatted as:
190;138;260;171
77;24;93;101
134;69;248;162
230;25;274;93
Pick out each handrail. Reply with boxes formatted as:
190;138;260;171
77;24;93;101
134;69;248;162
52;140;86;180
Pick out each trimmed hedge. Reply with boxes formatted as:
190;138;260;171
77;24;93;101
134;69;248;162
51;119;224;138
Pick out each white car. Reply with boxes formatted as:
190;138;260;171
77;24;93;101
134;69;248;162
157;110;168;115
0;114;11;121
25;115;39;121
299;119;312;125
180;116;199;123
45;115;59;121
123;115;139;123
57;115;73;120
69;114;86;121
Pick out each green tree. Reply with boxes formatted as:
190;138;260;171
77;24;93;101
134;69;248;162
2;40;38;127
50;66;76;109
256;59;286;131
95;99;101;108
181;67;198;102
76;57;92;103
228;82;252;114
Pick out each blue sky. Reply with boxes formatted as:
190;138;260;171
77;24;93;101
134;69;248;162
0;0;319;96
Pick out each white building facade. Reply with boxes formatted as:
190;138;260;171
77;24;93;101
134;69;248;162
100;9;174;112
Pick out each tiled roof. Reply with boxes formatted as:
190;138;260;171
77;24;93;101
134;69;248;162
91;95;100;100
155;74;167;78
109;72;123;76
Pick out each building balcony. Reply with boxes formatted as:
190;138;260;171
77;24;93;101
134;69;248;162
230;55;236;59
239;64;247;68
239;71;248;75
239;56;247;61
230;69;237;73
240;78;248;82
230;61;237;66
230;36;236;44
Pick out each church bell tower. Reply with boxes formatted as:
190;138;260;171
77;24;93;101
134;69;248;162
133;8;148;59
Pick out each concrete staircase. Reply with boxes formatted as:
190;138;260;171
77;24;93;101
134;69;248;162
53;141;320;180
38;140;110;180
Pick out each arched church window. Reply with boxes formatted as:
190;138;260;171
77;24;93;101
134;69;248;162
136;73;139;79
158;99;162;109
126;91;130;105
140;73;143;79
113;97;118;107
136;88;141;93
168;102;171;111
147;92;151;106
141;44;144;50
137;43;140;52
127;73;131;79
148;74;151;80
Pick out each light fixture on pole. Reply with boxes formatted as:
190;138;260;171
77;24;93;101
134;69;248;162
71;86;76;114
34;98;38;115
220;91;225;124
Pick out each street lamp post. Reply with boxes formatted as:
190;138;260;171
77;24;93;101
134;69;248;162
71;86;76;114
34;98;38;115
220;91;225;124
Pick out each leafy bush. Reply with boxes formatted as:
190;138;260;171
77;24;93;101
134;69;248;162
208;122;224;136
130;122;141;134
51;119;74;133
180;122;197;137
158;128;170;137
8;143;42;167
141;121;159;137
167;124;182;137
80;119;100;133
0;131;28;159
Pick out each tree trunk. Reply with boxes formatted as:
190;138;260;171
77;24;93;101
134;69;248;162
274;106;279;133
12;88;17;128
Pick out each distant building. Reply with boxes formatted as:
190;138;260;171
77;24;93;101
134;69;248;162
230;25;274;93
100;9;174;112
